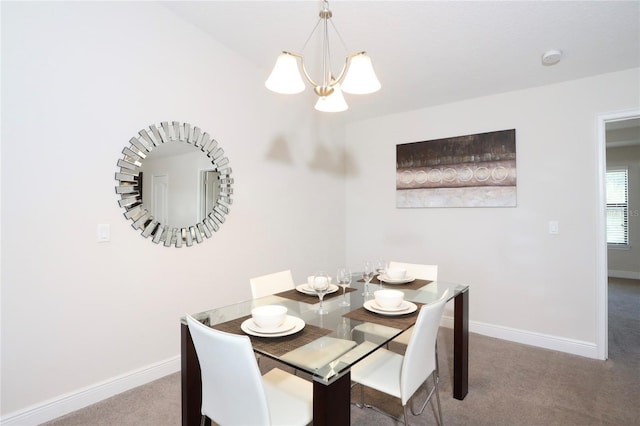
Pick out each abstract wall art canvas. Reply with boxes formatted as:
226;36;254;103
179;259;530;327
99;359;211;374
396;129;516;208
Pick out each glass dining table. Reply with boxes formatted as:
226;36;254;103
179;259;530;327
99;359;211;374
181;276;469;426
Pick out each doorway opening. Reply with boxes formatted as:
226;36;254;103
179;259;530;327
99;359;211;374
597;110;640;360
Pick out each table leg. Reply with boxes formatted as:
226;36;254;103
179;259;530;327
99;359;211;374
313;372;351;426
181;323;210;426
453;288;469;400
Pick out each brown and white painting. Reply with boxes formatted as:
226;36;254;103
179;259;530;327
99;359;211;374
396;129;516;208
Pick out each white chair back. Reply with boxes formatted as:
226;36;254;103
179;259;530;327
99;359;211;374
388;261;438;281
186;315;270;425
400;291;448;405
250;269;296;299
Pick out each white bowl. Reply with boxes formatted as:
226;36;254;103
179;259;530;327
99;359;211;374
251;305;287;329
309;275;332;285
386;267;407;280
374;289;405;309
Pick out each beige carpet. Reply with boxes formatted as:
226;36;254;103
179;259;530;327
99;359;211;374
43;278;640;425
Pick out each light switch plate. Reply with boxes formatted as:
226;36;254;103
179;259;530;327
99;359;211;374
548;221;559;234
97;224;110;242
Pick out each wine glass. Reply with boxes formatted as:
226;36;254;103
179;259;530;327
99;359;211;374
336;267;352;306
312;271;330;315
362;261;375;297
375;259;387;289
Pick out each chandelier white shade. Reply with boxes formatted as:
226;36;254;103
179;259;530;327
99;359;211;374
265;1;380;112
340;53;381;94
314;84;348;112
265;53;306;94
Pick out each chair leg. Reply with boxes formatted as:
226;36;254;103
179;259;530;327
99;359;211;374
410;379;435;416
409;350;439;416
409;353;442;419
432;345;444;426
357;383;413;424
432;370;444;426
350;382;364;408
200;415;207;426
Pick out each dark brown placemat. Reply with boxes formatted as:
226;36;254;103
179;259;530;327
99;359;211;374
211;315;332;357
275;286;357;304
342;303;424;329
359;277;433;291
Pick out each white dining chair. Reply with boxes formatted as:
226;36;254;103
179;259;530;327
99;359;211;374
388;261;438;283
249;269;298;367
350;292;448;426
185;315;313;426
250;269;296;299
388;261;438;346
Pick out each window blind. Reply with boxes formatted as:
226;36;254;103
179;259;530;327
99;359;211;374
606;168;629;245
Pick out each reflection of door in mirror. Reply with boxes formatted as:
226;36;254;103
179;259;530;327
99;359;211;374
200;170;219;222
141;143;216;228
152;174;169;225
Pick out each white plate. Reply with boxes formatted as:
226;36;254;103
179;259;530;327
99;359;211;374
296;283;339;295
364;300;418;316
245;317;297;334
377;274;415;284
241;316;305;337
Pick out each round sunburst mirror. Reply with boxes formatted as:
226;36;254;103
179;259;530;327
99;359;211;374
115;121;233;247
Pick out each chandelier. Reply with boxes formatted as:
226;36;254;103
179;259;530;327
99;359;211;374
265;0;381;112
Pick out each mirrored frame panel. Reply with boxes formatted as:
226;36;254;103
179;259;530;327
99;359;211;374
115;121;233;247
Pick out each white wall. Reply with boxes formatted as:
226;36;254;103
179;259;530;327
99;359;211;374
607;144;640;278
345;68;640;350
1;2;346;421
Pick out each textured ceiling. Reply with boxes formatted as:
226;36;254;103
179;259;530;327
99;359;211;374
163;1;640;122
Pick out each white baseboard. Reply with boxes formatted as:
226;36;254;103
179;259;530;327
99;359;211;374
608;269;640;280
1;356;180;426
441;316;599;359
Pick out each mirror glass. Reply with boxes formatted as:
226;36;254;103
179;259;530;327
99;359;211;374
115;121;233;247
139;143;219;228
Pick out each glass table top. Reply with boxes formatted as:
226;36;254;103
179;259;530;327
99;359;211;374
187;279;468;385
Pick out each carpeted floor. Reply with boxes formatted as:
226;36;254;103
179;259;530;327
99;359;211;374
43;278;640;425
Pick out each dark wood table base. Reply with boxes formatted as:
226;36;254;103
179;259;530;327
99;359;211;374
453;287;469;400
313;372;351;425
